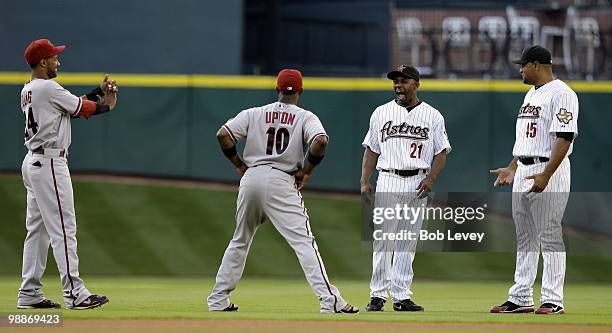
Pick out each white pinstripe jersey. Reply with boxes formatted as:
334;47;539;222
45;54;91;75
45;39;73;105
512;79;579;157
224;102;327;173
20;79;82;151
362;100;451;171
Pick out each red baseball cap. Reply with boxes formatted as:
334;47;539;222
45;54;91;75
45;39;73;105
276;69;303;94
24;39;66;65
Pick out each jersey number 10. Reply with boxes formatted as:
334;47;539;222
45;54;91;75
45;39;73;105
266;127;290;155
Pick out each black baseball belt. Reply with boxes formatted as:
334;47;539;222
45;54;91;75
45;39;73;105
518;156;549;165
381;169;425;177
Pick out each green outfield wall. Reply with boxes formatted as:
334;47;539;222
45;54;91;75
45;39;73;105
1;73;611;192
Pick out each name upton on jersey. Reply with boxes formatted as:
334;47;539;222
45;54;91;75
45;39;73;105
265;111;296;125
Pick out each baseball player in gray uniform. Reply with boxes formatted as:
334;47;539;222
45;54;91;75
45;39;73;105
17;39;118;310
490;45;578;315
361;65;451;312
207;69;358;314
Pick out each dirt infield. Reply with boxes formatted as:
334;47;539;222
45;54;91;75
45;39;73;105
5;319;611;333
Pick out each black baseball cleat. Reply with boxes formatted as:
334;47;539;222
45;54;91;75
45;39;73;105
72;295;109;310
17;299;61;309
535;303;564;315
366;297;386;312
490;301;534;313
222;303;238;312
393;299;424;312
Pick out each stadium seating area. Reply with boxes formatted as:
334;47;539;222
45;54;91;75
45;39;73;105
391;2;611;79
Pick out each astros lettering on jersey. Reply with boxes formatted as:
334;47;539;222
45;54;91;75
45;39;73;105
363;100;451;173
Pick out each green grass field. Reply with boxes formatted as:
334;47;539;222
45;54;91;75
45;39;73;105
2;174;611;281
1;174;611;332
0;277;611;332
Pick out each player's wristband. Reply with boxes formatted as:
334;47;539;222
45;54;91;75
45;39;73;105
307;151;324;165
85;87;105;102
93;103;111;116
222;145;238;158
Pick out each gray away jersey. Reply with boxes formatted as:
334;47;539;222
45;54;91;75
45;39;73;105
362;100;451;171
512;79;579;158
223;102;327;173
20;79;82;151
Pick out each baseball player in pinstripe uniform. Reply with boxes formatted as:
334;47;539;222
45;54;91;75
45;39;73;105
490;45;578;315
17;39;118;310
361;65;451;312
207;69;358;314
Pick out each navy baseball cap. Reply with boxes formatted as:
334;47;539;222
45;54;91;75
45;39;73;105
512;45;552;65
387;65;420;81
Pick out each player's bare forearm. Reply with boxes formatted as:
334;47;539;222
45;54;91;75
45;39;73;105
295;135;328;190
416;150;446;197
217;127;247;173
507;157;518;171
524;139;571;192
427;150;447;182
360;147;379;184
542;138;571;178
360;147;379;193
303;135;328;175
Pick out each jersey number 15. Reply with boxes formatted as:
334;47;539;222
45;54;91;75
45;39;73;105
525;122;537;138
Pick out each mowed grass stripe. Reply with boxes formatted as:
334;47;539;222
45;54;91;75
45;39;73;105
2;174;612;281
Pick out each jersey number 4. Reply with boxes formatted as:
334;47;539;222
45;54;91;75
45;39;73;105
525;122;537;138
24;107;39;139
266;127;290;155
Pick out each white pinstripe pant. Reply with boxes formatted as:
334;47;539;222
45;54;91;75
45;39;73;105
509;157;570;307
370;171;426;301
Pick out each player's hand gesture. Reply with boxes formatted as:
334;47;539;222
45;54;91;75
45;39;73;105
525;173;551;193
100;74;118;94
490;167;515;187
294;169;311;190
416;176;434;199
102;89;117;110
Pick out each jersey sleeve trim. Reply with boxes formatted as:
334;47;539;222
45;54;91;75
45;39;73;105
434;146;452;155
308;132;328;145
223;124;238;143
362;143;381;154
71;97;83;117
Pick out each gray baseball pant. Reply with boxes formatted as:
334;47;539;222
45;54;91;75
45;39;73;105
207;165;347;313
18;151;92;308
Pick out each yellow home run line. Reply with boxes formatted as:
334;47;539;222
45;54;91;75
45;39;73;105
1;72;611;92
